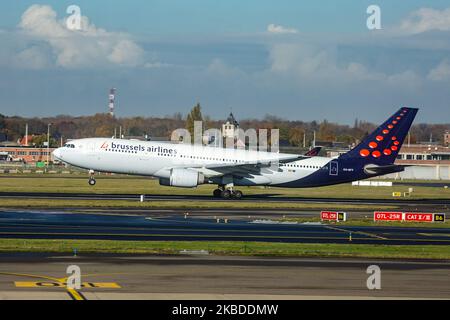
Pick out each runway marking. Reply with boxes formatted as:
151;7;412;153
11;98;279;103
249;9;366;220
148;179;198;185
0;231;361;241
15;281;121;288
1;231;450;243
0;271;121;300
325;226;389;240
0;222;334;234
2;221;449;240
418;233;450;238
67;288;86;300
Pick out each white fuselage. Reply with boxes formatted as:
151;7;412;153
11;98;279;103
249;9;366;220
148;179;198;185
53;138;332;187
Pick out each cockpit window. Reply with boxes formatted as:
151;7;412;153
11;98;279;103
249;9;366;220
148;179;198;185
63;144;75;148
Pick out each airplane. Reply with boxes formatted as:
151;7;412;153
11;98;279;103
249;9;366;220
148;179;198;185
304;146;322;157
52;107;418;199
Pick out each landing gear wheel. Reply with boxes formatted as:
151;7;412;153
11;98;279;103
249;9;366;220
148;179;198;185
213;189;222;198
88;178;96;186
233;190;243;199
221;190;231;199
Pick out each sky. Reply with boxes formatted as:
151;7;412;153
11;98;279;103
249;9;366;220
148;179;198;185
0;1;450;124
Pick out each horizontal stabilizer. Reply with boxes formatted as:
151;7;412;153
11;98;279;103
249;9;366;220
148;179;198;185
364;164;405;175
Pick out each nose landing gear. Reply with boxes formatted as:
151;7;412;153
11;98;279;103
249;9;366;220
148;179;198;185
88;169;96;186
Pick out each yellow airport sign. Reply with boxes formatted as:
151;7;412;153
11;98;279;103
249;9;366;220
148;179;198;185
434;213;445;222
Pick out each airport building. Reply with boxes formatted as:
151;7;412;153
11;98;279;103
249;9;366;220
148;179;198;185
385;144;450;180
0;146;56;164
222;112;240;140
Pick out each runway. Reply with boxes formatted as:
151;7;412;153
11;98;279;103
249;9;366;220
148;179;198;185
0;254;449;299
1;191;450;207
1;210;450;245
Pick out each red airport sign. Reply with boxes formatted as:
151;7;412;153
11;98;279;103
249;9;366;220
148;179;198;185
321;211;346;222
405;212;433;222
321;211;338;221
374;211;403;221
374;212;446;223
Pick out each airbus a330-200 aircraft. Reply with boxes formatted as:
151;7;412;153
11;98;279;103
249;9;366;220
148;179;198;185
52;107;418;199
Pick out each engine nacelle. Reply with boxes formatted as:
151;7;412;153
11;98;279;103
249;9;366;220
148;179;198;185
159;168;205;188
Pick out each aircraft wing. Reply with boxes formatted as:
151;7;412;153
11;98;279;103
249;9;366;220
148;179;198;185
189;154;309;177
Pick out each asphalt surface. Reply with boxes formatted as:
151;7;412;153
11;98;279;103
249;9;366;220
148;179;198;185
1;210;450;245
0;254;449;299
1;191;450;207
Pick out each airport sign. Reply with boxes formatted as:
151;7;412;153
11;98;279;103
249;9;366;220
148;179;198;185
404;212;433;222
374;211;404;221
433;213;446;222
321;211;347;222
374;212;446;223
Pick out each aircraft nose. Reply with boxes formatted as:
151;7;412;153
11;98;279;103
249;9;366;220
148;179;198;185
52;148;62;160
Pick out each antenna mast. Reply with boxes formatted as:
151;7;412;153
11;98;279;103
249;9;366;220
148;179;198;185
109;88;116;117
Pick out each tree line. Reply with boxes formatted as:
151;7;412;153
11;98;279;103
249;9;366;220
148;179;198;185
0;105;448;148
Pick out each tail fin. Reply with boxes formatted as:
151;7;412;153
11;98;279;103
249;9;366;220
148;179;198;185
340;107;418;165
304;146;322;157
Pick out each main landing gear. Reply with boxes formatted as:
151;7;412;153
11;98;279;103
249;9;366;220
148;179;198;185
213;186;243;199
88;169;96;186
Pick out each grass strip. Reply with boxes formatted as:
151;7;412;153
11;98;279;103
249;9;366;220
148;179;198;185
0;239;449;260
0;198;397;210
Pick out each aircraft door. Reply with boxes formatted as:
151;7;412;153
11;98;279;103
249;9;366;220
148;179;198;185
329;160;338;176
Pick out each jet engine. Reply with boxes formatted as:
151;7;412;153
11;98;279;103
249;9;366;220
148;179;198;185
159;168;205;188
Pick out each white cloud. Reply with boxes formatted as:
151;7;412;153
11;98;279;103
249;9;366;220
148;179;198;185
207;58;244;77
267;24;298;34
14;46;52;69
269;44;328;74
108;39;144;66
427;60;450;81
17;4;146;68
399;7;450;34
144;62;172;68
386;70;422;88
267;43;421;89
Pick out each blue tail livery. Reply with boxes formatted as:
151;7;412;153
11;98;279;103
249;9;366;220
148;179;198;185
279;107;418;187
